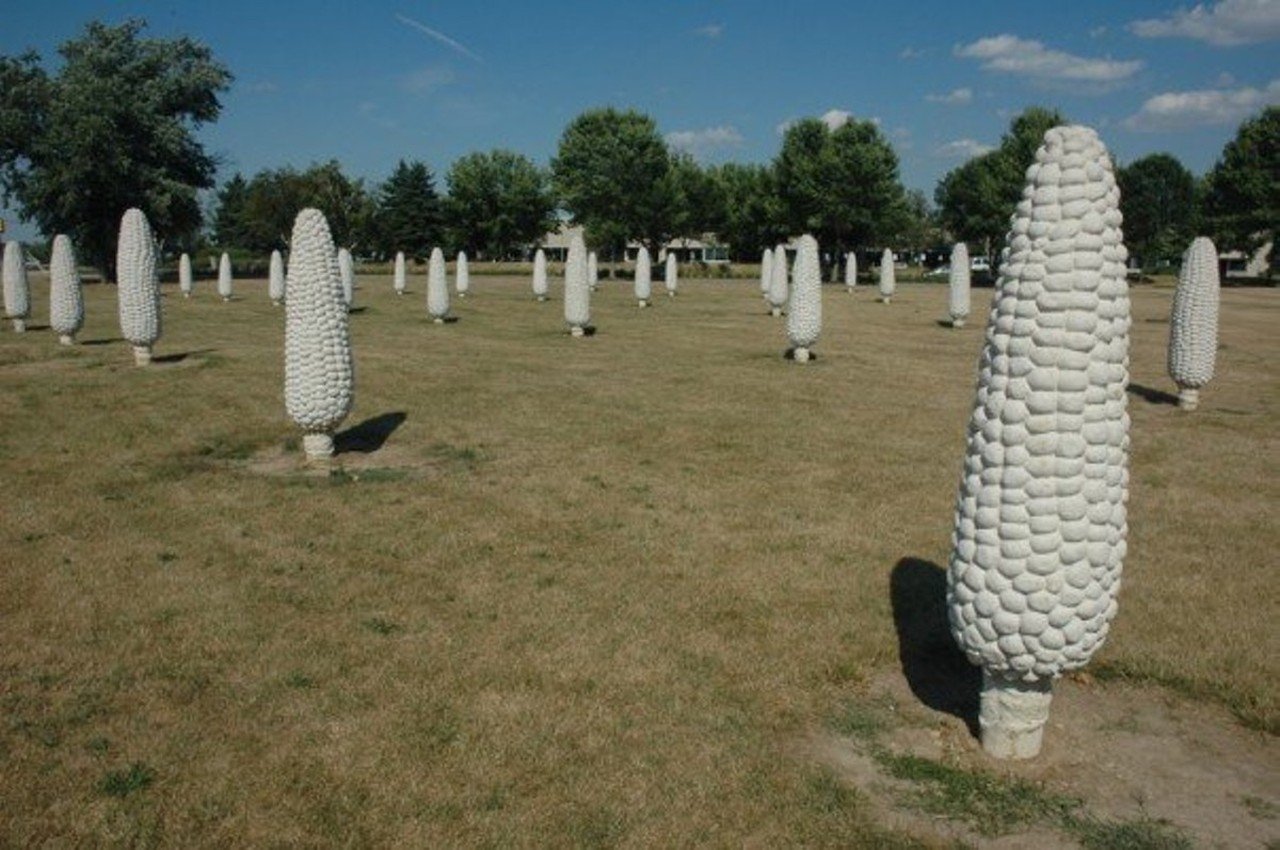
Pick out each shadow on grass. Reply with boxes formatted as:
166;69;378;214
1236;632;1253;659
1128;382;1178;406
154;348;217;364
890;557;980;737
80;337;124;346
349;306;368;315
335;412;407;454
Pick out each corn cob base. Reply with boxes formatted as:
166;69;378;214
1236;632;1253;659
980;671;1053;759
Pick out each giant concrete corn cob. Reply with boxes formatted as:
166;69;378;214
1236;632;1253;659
394;251;407;295
284;209;354;462
787;235;822;362
947;125;1130;760
3;241;31;332
564;230;591;335
116;208;163;365
532;249;549;301
218;252;233;301
1167;237;1219;411
49;234;84;345
665;253;678;297
427;247;450;322
767;244;788;315
878;249;895;303
845;252;858;293
588;251;599;292
338;247;355;308
269;249;285;305
457;251;470;297
949;242;971;327
761;248;773;301
635;246;653;307
179;253;193;298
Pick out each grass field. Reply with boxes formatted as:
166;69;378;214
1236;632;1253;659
0;272;1275;847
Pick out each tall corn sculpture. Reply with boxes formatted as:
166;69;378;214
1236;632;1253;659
564;231;591;336
49;235;84;345
3;241;31;332
115;209;163;365
949;243;971;328
787;235;822;362
1167;237;1219;411
635;246;652;308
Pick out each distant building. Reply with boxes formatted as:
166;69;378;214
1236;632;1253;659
531;223;730;264
1220;241;1272;278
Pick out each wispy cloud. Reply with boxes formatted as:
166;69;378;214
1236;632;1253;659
665;125;743;157
401;65;455;94
1124;78;1280;130
899;46;926;59
395;13;482;62
1129;0;1280;46
934;139;994;159
955;34;1141;86
776;110;872;136
694;23;723;39
926;87;973;105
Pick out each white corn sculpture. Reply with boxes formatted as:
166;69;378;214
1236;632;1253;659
1167;237;1219;411
664;253;678;297
457;251;470;297
218;252;233;301
394;251;407;295
845;252;857;293
338;247;355;308
179;253;193;298
532;249;549;301
49;235;84;345
635;247;652;307
949;243;971;327
947;125;1130;760
115;208;163;365
767;244;788;316
564;231;590;336
427;247;450;322
761;248;773;301
269;249;285;305
588;251;599;292
3;241;31;332
787;235;822;362
878;249;895;303
284;209;354;463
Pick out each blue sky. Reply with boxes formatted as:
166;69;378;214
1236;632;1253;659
3;0;1279;242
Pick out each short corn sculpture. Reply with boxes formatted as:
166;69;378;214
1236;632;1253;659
116;208;163;366
878;248;895;303
767;244;788;316
284;209;354;463
588;251;599;292
949;242;971;328
787;235;822;362
338;247;355;308
179;253;193;298
947;125;1130;760
664;253;678;297
532;249;549;301
635;246;652;307
218;252;233;301
394;251;407;295
760;248;773;302
845;252;857;293
564;231;591;336
457;251;470;297
3;241;31;332
1167;237;1219;411
49;234;84;345
427;247;450;322
269;249;285;305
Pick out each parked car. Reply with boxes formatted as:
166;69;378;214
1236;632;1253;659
970;256;991;273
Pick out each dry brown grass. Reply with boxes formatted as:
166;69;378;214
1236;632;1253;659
0;272;1275;847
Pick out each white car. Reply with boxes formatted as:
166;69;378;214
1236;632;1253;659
970;256;991;273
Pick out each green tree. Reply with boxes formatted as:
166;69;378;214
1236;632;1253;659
773;116;909;267
666;153;725;242
373;159;442;260
1117;153;1196;269
1202;106;1279;258
0;20;231;276
936;107;1066;260
552;108;674;255
445;150;553;259
709;163;786;261
213;173;250;248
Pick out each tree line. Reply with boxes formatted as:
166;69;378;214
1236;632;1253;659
1;20;1275;278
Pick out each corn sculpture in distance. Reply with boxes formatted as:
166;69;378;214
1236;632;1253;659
394;251;407;295
664;253;678;297
879;248;895;303
179;253;193;298
845;252;857;293
760;248;773;302
49;235;84;345
767;243;788;316
949;242;971;328
427;247;450;322
116;208;163;365
564;230;591;336
2;241;31;332
269;249;285;305
635;246;652;308
284;209;353;464
947;125;1130;760
218;252;233;301
532;249;548;301
1167;236;1219;411
587;251;598;292
338;247;355;309
787;235;822;363
457;251;470;298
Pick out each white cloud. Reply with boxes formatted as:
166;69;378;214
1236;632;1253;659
934;139;995;159
955;34;1142;84
821;108;853;130
1089;25;1109;38
694;23;723;38
1124;78;1280;130
1129;0;1280;46
395;13;483;62
665;125;744;156
402;65;455;94
899;46;926;59
926;87;973;105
